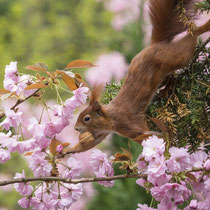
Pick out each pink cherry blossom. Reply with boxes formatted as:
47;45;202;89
190;151;208;168
151;183;191;205
16;139;37;153
103;0;140;30
3;78;18;93
157;197;178;210
147;155;166;176
18;74;36;97
63;183;83;202
204;159;210;171
44;183;83;209
33;185;57;209
56;144;63;153
0;148;11;164
142;136;165;161
96;173;114;187
188;199;198;209
73;85;89;105
43;121;62;137
166;147;191;172
137;203;155;210
0;108;23;130
90;149;114;187
64;98;79;111
34;135;51;150
85;52;128;86
147;173;172;187
28;117;45;136
63;157;82;179
90;149;113;175
3;61;36;97
18;197;31;208
136;178;146;188
184;199;209;210
53;104;65;117
4;61;18;79
28;150;52;177
43;117;69;137
49;190;73;209
136;154;147;172
51;197;72;209
3;61;19;92
14;170;33;196
0;131;18;152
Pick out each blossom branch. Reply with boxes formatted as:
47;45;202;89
0;167;205;187
0;174;147;187
0;89;41;119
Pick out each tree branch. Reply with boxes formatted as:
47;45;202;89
0;168;204;187
0;89;41;119
192;36;210;63
0;174;147;187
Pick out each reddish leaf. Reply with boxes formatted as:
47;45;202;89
75;73;82;79
120;147;132;158
24;152;33;156
74;77;89;89
56;70;77;91
113;153;130;161
62;76;78;91
25;83;47;90
186;172;197;183
62;143;70;148
50;138;63;155
0;89;11;95
66;59;95;69
26;65;47;72
138;156;145;162
150;117;168;134
35;63;48;71
134;134;152;144
36;73;45;81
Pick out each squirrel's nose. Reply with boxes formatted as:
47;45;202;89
74;125;82;132
74;125;79;131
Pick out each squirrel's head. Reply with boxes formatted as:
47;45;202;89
74;84;111;135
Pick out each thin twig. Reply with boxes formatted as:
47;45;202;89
192;37;210;63
0;89;40;119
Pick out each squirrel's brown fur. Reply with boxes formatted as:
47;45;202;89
67;0;210;153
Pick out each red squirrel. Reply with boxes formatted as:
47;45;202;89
64;0;210;154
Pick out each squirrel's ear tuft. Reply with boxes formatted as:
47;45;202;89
92;101;104;116
90;84;105;116
90;84;104;105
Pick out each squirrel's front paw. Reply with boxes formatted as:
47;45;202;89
79;132;95;144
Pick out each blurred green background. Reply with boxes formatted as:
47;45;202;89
0;0;150;209
0;0;143;84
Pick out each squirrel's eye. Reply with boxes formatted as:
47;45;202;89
83;115;91;123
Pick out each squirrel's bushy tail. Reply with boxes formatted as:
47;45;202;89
149;0;197;43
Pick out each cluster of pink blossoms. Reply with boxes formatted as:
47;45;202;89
16;171;83;209
90;149;114;187
3;61;36;98
0;61;89;166
15;159;84;209
14;149;113;209
136;136;209;210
